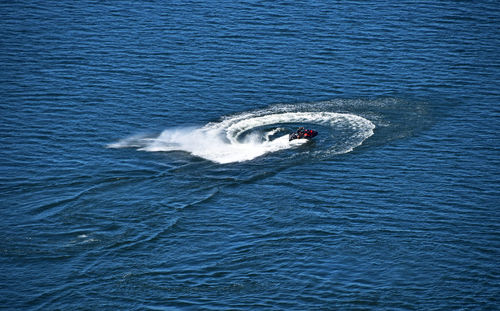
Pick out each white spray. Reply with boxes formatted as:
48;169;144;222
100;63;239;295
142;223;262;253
108;111;375;164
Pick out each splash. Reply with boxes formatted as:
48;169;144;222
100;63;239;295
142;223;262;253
109;109;375;164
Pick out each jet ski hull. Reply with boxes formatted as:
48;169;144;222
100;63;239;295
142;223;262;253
289;129;318;141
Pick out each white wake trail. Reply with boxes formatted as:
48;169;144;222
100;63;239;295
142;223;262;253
108;111;375;164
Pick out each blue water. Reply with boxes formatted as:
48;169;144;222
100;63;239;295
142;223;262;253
1;1;499;310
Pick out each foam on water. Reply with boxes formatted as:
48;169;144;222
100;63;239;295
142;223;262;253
109;110;375;164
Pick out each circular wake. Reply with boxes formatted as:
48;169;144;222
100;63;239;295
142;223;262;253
108;108;375;164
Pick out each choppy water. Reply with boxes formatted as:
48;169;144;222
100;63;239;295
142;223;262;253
1;1;499;310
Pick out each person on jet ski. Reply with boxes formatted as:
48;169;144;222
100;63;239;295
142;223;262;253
299;126;316;138
289;126;318;141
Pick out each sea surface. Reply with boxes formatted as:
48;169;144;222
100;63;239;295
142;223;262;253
1;1;499;310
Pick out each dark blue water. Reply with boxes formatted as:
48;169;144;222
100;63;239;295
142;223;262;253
1;1;499;310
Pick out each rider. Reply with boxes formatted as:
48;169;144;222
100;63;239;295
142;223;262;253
297;127;306;137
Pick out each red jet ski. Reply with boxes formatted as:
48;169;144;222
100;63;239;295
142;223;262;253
289;127;318;141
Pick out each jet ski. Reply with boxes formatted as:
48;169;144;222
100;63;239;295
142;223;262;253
289;128;318;141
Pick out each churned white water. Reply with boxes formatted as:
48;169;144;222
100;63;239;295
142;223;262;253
109;111;375;164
